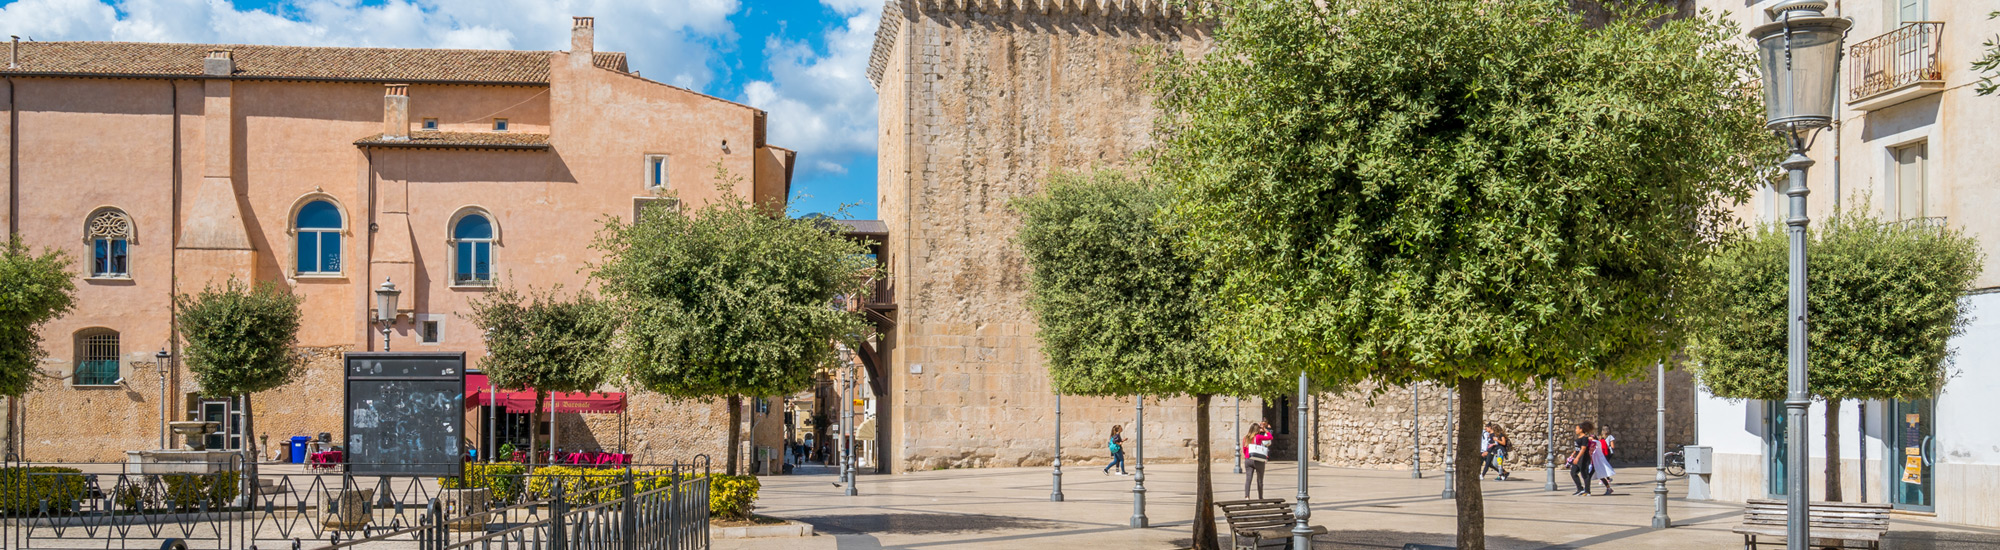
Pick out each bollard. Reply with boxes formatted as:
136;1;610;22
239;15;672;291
550;479;568;549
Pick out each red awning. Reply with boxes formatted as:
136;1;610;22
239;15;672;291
465;373;626;414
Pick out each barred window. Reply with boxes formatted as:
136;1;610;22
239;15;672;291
74;329;119;386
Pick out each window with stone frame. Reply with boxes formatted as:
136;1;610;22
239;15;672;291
452;212;495;285
74;329;119;386
295;200;344;275
87;208;133;278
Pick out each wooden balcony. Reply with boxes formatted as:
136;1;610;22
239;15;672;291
1848;22;1944;112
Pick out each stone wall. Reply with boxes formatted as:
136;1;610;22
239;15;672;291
872;0;1225;474
1310;369;1697;473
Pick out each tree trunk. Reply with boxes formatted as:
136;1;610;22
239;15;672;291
242;394;259;494
726;394;743;476
1825;398;1842;502
1455;377;1486;550
1193;394;1218;550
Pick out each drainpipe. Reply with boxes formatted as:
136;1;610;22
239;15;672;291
4;74;14;459
167;78;182;435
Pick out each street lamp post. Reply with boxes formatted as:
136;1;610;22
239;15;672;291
1412;386;1422;479
1654;361;1671;528
1546;380;1559;491
1443;387;1456;499
373;278;401;351
1290;372;1313;550
155;349;170;450
1052;391;1064;502
842;358;857;497
1234;397;1243;474
1131;396;1148;528
1747;3;1850;549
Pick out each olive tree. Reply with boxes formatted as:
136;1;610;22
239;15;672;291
1016;170;1292;550
1688;208;1981;501
467;285;619;467
1152;1;1776;547
0;238;75;457
593;170;874;475
176;279;304;468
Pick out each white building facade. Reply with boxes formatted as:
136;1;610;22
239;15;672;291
1692;0;2000;528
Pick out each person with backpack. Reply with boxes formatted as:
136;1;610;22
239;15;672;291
1103;425;1129;476
1592;430;1618;495
1242;424;1273;498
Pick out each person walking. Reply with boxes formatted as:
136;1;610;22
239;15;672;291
1592;430;1618;495
1102;425;1129;476
1567;422;1597;496
1480;423;1512;481
1242;424;1273;498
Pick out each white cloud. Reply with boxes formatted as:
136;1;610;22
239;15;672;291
739;1;879;179
0;0;740;90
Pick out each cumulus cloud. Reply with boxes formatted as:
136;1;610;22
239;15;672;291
740;1;879;179
0;0;740;90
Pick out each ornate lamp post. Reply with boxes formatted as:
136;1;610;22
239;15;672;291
155;349;171;450
1545;380;1559;491
1442;386;1456;499
839;347;858;496
1747;3;1850;548
1290;372;1313;550
373;277;401;351
1411;386;1422;479
1234;397;1242;474
1131;396;1148;528
1653;361;1671;528
1052;391;1064;502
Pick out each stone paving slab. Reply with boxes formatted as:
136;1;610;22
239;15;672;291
725;462;2000;549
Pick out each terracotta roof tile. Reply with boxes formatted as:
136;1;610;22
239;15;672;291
1;41;627;84
355;131;550;150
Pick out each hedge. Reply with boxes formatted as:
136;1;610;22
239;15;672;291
0;467;87;514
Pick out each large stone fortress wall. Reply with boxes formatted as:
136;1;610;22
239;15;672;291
869;0;1697;473
871;0;1242;472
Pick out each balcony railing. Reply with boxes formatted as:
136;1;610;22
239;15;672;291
1849;22;1944;102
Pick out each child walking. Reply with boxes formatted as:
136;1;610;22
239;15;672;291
1103;425;1128;475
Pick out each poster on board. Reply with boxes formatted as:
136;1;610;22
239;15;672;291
344;352;466;477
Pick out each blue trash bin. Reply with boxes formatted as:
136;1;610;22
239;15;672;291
290;436;312;464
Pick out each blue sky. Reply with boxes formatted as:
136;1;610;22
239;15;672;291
0;0;881;219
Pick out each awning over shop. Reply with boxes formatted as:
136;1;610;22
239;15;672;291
465;373;626;414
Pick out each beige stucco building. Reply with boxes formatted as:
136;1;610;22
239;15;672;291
0;17;796;466
1692;0;2000;528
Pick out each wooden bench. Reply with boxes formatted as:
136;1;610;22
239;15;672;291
1731;499;1892;550
1215;498;1327;550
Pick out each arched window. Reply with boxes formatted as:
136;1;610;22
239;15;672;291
86;208;133;278
74;328;119;386
295;200;343;275
452;212;495;285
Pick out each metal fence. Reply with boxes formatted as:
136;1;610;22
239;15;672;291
1849;21;1944;101
1;457;712;550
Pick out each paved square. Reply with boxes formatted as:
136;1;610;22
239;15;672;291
730;462;2000;549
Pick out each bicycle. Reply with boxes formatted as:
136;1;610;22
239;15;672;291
1664;447;1686;477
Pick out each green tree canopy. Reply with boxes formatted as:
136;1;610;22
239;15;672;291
1151;1;1777;547
0;237;76;399
467;285;619;465
1017;170;1292;398
176;280;304;397
592;171;874;474
1689;211;1982;402
1687;208;1981;500
1016;170;1293;550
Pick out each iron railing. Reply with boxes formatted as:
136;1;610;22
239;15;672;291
1849;22;1944;101
1;458;713;550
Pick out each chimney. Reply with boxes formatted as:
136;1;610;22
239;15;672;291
383;84;409;141
571;17;595;56
203;49;233;76
9;36;18;69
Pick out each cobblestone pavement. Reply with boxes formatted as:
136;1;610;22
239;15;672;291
724;461;2000;550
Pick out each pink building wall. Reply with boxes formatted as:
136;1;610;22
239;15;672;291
2;18;793;465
